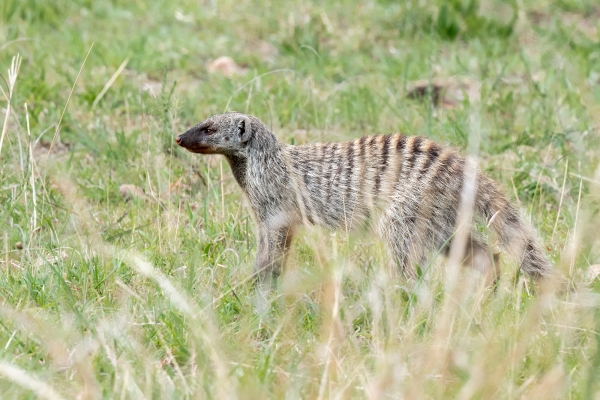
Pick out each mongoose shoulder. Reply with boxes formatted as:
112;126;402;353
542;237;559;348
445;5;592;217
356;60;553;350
176;112;552;284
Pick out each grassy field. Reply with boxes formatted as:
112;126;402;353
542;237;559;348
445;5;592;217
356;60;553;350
1;0;600;398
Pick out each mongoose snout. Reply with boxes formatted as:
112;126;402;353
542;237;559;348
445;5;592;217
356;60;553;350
176;126;215;154
179;111;553;285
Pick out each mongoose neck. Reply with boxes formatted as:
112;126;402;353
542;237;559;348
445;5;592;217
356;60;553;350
225;125;283;193
224;153;249;189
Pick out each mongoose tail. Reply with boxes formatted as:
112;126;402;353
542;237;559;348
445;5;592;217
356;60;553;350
476;176;552;279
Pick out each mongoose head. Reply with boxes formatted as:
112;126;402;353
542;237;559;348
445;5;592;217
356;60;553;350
176;112;257;155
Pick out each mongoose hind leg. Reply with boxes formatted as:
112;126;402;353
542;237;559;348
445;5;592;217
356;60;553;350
253;225;294;286
378;212;426;280
379;205;500;284
443;236;501;286
462;237;501;286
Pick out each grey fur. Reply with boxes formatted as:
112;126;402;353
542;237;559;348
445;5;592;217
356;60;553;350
177;112;552;283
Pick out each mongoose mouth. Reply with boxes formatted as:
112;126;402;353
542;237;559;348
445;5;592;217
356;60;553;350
175;136;216;154
179;143;216;154
186;145;216;154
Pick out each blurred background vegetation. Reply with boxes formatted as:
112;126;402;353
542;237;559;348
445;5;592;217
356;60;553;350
1;0;600;398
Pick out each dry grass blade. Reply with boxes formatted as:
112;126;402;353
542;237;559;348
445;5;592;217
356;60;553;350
25;103;38;232
552;158;569;241
44;43;94;163
0;54;21;158
0;361;66;400
569;165;584;279
92;57;129;108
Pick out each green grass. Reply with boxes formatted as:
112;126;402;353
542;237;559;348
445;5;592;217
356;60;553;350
1;0;600;398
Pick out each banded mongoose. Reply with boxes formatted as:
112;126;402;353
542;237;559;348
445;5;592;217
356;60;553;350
176;112;552;283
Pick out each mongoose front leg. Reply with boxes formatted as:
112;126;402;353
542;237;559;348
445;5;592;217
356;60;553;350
253;225;294;285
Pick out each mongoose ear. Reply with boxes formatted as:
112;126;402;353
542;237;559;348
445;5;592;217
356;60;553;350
238;116;252;143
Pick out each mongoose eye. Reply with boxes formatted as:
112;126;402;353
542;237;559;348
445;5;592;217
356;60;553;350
205;128;214;135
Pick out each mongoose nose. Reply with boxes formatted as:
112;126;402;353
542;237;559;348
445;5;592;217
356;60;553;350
175;136;182;145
